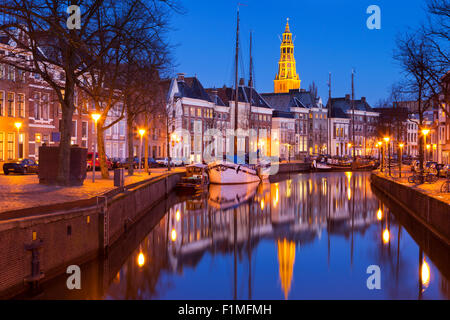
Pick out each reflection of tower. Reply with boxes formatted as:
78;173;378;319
277;238;296;299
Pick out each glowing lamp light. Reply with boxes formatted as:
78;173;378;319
91;113;101;122
14;122;22;130
399;143;404;149
137;252;145;267
176;210;180;222
382;228;390;244
377;209;383;221
421;129;430;136
421;259;430;288
426;144;431;150
139;129;146;137
171;228;177;242
383;137;390;143
432;144;437;150
347;143;352;148
260;199;265;210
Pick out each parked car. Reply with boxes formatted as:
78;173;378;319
87;153;113;171
143;157;159;168
121;157;139;169
3;159;39;175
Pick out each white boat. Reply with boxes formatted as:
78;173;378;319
312;160;331;170
208;161;261;184
208;181;259;210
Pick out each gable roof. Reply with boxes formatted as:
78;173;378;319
207;85;271;109
261;89;320;112
177;77;212;102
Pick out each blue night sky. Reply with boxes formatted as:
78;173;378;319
168;0;428;106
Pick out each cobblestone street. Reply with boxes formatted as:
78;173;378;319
0;168;184;214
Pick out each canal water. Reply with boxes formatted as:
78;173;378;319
28;172;449;300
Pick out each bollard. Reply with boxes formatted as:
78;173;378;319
114;168;124;189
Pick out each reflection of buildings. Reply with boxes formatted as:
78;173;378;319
166;172;379;299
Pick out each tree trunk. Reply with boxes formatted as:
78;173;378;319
97;121;109;179
144;113;149;172
127;114;134;176
57;85;75;186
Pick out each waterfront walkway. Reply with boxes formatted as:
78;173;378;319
0;168;185;214
375;167;450;205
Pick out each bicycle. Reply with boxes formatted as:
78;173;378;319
441;173;450;193
441;179;450;193
425;173;439;183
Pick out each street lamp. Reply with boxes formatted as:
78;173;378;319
376;141;382;171
399;143;404;178
383;137;390;176
421;128;430;167
14;122;22;159
347;143;352;157
91;113;101;183
139;129;146;173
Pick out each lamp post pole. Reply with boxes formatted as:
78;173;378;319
91;114;100;183
399;143;404;178
15;122;22;159
139;129;145;173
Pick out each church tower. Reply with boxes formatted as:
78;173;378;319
274;19;301;93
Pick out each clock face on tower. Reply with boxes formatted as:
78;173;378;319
274;19;301;93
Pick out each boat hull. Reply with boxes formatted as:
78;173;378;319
208;162;261;184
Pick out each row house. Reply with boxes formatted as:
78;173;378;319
212;80;273;159
262;89;324;159
167;74;218;164
0;40;130;164
327;95;379;158
329;107;351;157
166;74;273;165
271;110;296;160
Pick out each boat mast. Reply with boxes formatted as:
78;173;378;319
249;31;255;159
234;8;240;160
351;70;355;161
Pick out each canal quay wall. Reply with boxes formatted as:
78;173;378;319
370;173;450;246
277;162;311;173
0;172;183;298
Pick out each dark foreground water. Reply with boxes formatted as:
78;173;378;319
28;172;449;300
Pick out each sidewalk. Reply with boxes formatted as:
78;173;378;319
375;167;450;205
0;168;185;214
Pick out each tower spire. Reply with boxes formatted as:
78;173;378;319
274;19;300;93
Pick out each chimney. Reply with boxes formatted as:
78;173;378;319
345;94;350;100
239;78;245;86
361;96;366;103
177;73;185;82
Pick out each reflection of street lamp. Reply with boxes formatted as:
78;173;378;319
91;113;101;182
384;137;390;176
14;122;22;159
139;129;145;173
399;143;404;178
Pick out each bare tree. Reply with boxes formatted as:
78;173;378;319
0;0;111;185
394;32;436;173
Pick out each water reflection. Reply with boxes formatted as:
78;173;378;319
31;172;449;300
